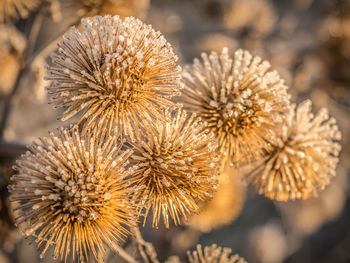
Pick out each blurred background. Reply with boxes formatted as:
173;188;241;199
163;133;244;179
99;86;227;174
0;0;350;262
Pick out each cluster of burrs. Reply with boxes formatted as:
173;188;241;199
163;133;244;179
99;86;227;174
9;15;219;262
8;12;342;263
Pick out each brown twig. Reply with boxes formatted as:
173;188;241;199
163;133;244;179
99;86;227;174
0;64;26;139
30;16;81;66
131;226;159;263
0;9;80;140
0;8;44;139
114;245;139;263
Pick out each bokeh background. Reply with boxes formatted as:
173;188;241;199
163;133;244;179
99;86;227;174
0;0;350;262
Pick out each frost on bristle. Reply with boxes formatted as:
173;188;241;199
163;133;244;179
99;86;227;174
46;15;182;139
129;109;219;229
8;126;138;262
181;48;291;165
245;100;342;201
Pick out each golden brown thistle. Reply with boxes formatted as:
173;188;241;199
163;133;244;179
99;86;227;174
79;0;150;20
0;0;39;23
181;48;290;165
129;109;219;228
46;15;182;140
8;126;138;262
245;100;342;201
187;244;247;263
189;165;245;232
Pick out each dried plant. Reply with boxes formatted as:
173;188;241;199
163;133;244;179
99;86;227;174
0;25;25;95
277;170;347;236
323;0;350;59
78;0;150;20
189;165;245;232
8;126;138;262
1;1;347;261
0;49;19;95
245;100;342;201
247;221;287;263
223;0;277;37
129;109;219;228
187;244;247;263
46;15;182;140
181;48;290;165
0;0;39;23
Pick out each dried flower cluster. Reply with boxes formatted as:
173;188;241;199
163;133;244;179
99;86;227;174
4;6;345;263
46;15;182;140
0;0;39;23
8;15;223;261
181;48;290;165
245;100;342;201
187;244;247;263
190;165;245;232
8;127;138;261
129;109;219;228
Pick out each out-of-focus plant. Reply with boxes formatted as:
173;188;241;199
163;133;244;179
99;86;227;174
0;0;40;23
189;165;246;232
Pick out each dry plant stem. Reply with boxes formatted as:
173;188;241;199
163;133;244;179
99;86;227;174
131;226;160;263
26;8;44;58
96;246;138;263
113;246;138;263
132;226;150;263
31;17;81;66
0;12;80;140
0;63;26;139
0;10;43;139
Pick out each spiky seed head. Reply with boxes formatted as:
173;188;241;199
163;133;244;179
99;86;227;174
245;100;342;201
129;109;219;228
181;48;290;166
8;126;138;262
187;244;247;263
46;15;182;140
0;0;39;23
189;165;246;232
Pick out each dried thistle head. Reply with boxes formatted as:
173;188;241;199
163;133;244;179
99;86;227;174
46;15;182;140
187;244;247;263
8;126;138;262
189;165;246;232
129;109;219;228
0;0;39;23
245;100;342;201
181;48;290;165
79;0;149;20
